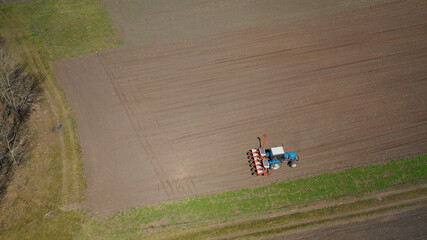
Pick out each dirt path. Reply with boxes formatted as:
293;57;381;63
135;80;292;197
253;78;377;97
53;1;427;213
225;196;427;239
0;9;83;207
162;185;427;239
271;204;427;240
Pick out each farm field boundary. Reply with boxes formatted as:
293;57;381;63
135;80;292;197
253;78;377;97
53;0;427;213
79;155;427;239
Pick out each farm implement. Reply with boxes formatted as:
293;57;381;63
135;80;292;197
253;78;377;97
248;135;299;176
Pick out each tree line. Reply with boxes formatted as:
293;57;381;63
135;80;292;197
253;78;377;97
0;36;44;195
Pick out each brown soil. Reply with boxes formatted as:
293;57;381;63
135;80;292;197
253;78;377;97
52;1;427;213
100;0;393;46
272;205;427;240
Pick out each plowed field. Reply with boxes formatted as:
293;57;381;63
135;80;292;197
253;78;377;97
53;1;427;213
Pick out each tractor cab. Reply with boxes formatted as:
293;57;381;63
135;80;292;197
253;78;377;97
263;146;298;170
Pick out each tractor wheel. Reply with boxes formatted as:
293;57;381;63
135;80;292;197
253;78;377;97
288;161;297;168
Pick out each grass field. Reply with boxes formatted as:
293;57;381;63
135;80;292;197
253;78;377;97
232;198;427;239
0;0;426;239
0;0;121;239
172;188;427;240
0;0;122;60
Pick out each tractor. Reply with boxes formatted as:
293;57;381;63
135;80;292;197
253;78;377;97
247;135;299;176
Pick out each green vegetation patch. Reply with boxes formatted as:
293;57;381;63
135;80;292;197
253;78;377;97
180;188;427;240
0;0;122;239
0;0;123;60
82;155;427;239
233;195;427;239
1;210;89;240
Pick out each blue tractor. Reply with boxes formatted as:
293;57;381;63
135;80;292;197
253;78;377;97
248;135;299;176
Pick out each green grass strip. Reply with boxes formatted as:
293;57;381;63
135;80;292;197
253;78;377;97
174;188;427;240
82;155;427;239
0;0;123;61
0;1;121;239
233;199;427;239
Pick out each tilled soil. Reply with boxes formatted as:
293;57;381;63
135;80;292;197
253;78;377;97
52;1;427;213
100;0;393;46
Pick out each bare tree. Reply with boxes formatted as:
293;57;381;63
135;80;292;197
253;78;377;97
0;48;43;120
0;112;31;165
0;39;43;195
